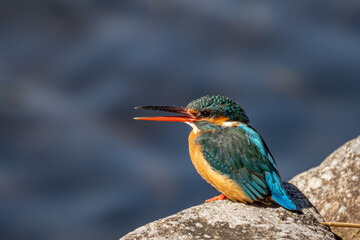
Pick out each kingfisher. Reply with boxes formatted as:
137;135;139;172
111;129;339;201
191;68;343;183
134;95;296;210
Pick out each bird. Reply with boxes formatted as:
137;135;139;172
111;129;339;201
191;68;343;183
134;95;296;210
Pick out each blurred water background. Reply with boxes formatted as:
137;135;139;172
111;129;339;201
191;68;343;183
0;0;360;239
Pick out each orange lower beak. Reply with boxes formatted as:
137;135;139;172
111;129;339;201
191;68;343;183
134;106;199;122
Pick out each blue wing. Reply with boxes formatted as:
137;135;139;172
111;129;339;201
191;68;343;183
195;124;296;210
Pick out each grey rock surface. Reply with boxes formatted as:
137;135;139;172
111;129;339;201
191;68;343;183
121;183;335;240
291;136;360;240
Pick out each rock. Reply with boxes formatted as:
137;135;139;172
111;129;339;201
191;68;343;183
291;136;360;240
121;183;335;240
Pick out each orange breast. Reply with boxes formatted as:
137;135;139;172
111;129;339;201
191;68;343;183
188;130;253;203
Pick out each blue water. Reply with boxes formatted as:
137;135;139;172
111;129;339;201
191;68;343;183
0;1;360;239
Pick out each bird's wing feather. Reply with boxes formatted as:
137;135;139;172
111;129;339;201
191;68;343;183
195;124;279;201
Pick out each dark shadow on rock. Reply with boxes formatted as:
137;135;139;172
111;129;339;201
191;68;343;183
283;182;315;212
248;182;313;213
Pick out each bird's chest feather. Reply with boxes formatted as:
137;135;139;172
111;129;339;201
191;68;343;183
188;130;252;203
188;131;213;182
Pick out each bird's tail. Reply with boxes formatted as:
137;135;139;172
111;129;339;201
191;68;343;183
265;171;297;210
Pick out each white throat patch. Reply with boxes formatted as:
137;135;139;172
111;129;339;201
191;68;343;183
185;122;200;134
185;121;240;134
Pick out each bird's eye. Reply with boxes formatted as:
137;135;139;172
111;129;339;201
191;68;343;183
201;111;211;117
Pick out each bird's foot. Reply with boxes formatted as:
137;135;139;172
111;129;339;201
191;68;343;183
205;194;228;203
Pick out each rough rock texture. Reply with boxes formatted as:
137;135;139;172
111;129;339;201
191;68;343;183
121;183;335;240
291;136;360;240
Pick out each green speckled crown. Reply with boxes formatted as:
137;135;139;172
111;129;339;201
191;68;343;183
186;95;249;123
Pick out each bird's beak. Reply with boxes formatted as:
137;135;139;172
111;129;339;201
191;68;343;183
134;106;199;122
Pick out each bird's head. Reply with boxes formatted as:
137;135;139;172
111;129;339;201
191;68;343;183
135;95;249;130
185;95;249;124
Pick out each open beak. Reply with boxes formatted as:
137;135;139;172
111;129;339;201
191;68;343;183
134;106;199;122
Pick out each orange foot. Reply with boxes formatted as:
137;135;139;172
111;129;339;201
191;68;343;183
205;194;228;203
